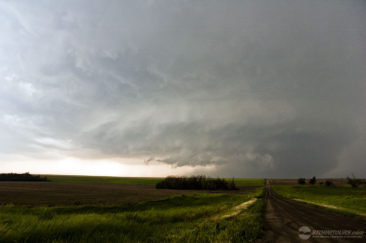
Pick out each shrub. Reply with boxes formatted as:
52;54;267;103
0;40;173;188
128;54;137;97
297;178;306;185
229;178;237;190
325;180;333;187
309;176;317;185
156;175;238;190
346;176;365;188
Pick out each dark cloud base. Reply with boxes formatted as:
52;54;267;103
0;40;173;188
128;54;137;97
0;0;365;177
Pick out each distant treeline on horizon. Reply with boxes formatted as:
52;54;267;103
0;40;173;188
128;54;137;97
0;172;48;181
156;175;238;190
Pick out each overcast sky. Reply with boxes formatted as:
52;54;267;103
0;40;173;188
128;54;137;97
0;0;365;177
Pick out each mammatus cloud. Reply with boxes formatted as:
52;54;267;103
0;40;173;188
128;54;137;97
0;0;365;177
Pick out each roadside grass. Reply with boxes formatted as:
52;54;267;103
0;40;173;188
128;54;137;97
0;188;264;243
45;175;264;187
273;185;366;216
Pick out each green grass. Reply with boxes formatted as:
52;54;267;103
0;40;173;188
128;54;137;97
0;189;265;243
45;175;264;187
273;185;366;216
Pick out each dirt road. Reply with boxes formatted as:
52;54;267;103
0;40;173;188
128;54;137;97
258;181;366;242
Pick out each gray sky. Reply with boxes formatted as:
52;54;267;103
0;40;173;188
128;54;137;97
1;0;365;177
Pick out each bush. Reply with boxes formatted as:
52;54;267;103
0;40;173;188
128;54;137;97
309;176;317;185
0;172;48;181
297;178;306;185
346;176;365;188
156;175;238;190
325;180;333;187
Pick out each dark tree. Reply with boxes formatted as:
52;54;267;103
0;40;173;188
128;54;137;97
156;175;238;190
309;176;317;185
325;180;334;187
346;175;365;188
298;178;306;185
0;172;48;181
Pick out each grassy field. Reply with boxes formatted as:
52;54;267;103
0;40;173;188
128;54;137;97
273;185;366;216
0;188;264;243
44;175;264;187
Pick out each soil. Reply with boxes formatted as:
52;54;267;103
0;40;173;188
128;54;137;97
0;182;196;206
0;182;257;206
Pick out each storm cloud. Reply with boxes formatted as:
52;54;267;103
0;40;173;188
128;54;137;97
1;0;365;177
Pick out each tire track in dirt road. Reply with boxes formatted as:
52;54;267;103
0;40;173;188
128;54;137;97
257;180;366;243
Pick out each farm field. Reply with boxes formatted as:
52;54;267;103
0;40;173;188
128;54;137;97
44;175;162;186
0;182;200;206
0;176;263;207
2;176;366;242
269;178;348;186
272;184;366;216
0;186;264;242
44;175;264;187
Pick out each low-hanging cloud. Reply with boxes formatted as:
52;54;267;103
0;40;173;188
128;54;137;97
0;0;365;177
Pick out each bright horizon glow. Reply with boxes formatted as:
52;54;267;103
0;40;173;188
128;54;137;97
0;157;217;177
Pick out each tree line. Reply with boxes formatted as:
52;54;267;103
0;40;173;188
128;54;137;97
156;175;238;190
0;172;49;181
298;175;366;188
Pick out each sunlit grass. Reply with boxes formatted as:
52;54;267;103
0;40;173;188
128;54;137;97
273;185;366;216
0;188;264;242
